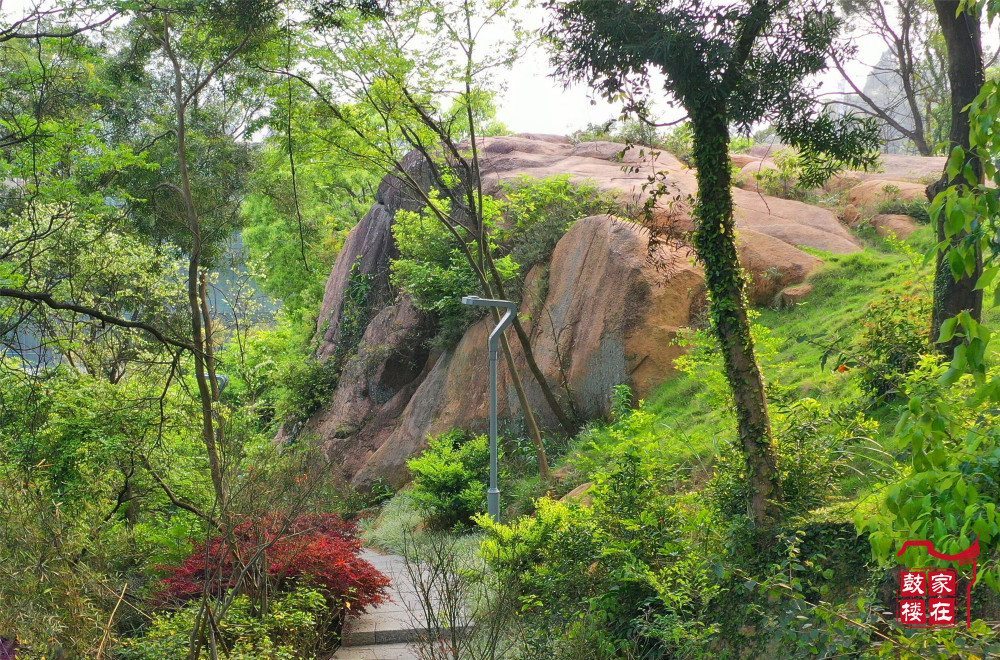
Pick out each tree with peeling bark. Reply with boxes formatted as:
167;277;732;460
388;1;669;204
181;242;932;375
545;0;879;525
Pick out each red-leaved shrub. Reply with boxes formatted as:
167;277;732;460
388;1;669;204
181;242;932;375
154;513;390;614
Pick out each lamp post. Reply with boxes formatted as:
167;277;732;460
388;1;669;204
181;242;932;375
461;295;518;522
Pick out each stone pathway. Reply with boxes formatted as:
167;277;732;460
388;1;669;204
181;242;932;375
332;549;425;660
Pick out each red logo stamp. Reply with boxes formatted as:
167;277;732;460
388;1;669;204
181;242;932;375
896;537;979;629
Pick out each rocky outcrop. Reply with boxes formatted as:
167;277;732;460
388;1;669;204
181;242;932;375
776;284;814;308
736;230;823;303
871;214;920;239
847;179;927;209
315;151;435;360
324;215;707;488
301;134;870;488
513;215;705;423
734;152;945;203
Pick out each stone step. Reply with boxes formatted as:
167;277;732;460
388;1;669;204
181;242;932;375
332;642;419;660
332;549;471;658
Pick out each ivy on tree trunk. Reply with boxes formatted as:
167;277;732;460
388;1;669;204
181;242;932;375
690;109;781;525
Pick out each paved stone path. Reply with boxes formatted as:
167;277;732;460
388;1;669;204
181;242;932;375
332;549;425;660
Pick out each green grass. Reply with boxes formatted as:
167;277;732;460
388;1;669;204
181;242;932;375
545;230;937;510
369;227;959;530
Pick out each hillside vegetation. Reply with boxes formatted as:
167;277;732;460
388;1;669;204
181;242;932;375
3;0;1000;658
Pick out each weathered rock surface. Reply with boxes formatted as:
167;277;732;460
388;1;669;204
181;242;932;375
736;230;823;303
847;179;928;208
734;152;945;200
841;204;862;228
472;135;859;266
349;215;706;487
315;151;434;360
776;283;814;308
560;482;595;507
871;214;920;239
730;153;761;168
515;215;705;423
842;154;944;184
300;134;875;488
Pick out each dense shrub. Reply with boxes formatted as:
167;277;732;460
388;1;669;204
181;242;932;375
876;198;931;224
480;448;720;660
120;586;336;660
391;177;616;346
275;357;341;423
154;513;389;612
390;192;517;345
407;430;493;530
706;397;879;518
753;148;807;200
854;291;931;399
496;174;618;278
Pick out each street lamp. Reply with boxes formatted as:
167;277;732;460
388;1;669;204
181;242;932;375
461;295;518;522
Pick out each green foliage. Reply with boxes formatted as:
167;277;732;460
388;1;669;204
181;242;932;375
656;122;695;164
479;448;721;660
567;399;695;494
748;526;1000;660
496;175;619;277
707;397;879;518
407;430;493;531
673;308;780;413
854;10;1000;622
854;292;932;399
242;94;379;316
335;256;375;363
275;356;341;424
391;191;507;344
875;198;932;224
610;383;634;422
860;356;1000;593
360;488;425;553
118;586;334;660
392;177;614;345
730;133;755;154
569;119;699;163
752;148;808;200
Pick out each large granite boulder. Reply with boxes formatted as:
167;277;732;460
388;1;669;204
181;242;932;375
348;215;705;487
298;134;869;487
315;151;434;360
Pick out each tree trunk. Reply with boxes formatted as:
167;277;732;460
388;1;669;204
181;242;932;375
481;251;579;437
690;109;781;526
929;1;984;354
497;329;550;480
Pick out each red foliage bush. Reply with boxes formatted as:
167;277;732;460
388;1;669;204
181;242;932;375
154;513;390;614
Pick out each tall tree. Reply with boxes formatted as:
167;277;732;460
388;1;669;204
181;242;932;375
545;0;879;525
831;0;943;155
928;0;985;354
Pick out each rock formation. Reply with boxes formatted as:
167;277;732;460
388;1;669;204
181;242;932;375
302;134;865;488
